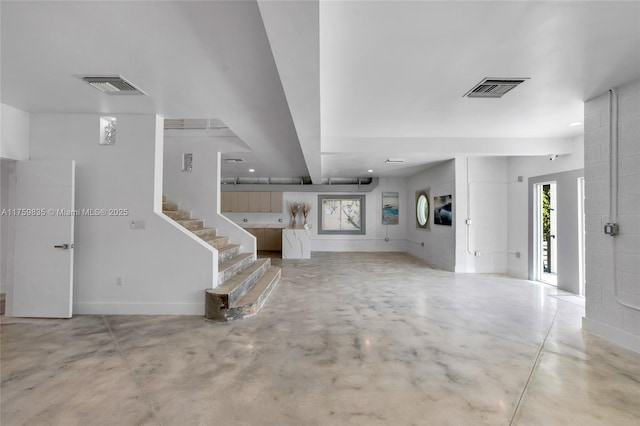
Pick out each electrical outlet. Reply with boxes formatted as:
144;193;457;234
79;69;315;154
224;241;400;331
116;276;124;286
475;251;481;256
515;252;521;259
421;242;425;247
517;176;523;182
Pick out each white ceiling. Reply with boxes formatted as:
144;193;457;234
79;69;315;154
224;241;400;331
2;1;640;180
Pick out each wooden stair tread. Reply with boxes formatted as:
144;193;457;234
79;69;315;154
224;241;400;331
215;258;270;294
192;228;217;238
232;266;280;308
218;244;240;253
162;201;178;211
218;252;253;271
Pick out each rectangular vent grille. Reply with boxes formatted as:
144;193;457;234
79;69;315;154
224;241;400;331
225;158;246;164
164;119;229;130
464;78;529;98
81;76;146;95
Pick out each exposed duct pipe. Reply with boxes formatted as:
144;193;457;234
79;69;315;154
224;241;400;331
221;177;379;193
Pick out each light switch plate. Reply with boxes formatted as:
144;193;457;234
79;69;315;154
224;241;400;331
130;220;145;230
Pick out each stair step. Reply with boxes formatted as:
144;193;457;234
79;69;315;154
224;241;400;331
205;265;280;321
164;210;191;220
177;219;204;231
191;228;217;239
162;201;178;211
232;266;281;314
215;258;271;306
218;244;241;263
205;236;230;250
218;252;254;284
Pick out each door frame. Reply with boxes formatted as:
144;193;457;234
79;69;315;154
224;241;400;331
533;181;557;285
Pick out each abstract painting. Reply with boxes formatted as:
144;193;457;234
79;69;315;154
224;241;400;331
434;194;452;226
382;192;399;225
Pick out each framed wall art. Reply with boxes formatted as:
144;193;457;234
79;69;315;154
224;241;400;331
382;192;399;225
434;194;452;226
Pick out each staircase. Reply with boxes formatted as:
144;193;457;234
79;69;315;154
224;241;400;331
163;196;281;321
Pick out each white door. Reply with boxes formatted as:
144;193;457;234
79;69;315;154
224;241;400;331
12;160;75;318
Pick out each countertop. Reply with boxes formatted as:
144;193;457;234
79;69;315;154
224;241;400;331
239;223;287;229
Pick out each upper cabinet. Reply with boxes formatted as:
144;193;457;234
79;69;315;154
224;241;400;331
270;192;283;213
222;191;283;213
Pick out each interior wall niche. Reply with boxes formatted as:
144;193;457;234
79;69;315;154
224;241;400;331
99;116;117;145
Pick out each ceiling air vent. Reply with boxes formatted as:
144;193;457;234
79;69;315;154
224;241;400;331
225;158;246;164
81;75;146;95
385;159;405;164
464;77;529;98
164;118;229;130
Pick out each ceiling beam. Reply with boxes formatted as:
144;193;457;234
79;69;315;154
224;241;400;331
258;0;322;183
322;137;577;156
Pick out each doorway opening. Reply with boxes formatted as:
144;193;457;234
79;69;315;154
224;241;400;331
534;182;557;285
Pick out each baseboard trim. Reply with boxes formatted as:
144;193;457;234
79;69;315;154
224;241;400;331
74;302;204;316
582;316;640;354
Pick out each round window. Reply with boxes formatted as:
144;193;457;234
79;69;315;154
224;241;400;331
416;192;429;228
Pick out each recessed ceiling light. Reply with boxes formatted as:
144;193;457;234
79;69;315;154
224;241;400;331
568;121;582;127
367;169;374;173
249;169;255;173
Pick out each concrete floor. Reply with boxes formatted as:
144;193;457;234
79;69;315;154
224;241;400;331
2;252;639;425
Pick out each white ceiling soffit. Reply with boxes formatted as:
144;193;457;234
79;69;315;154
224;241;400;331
1;1;309;179
258;0;322;183
164;118;228;130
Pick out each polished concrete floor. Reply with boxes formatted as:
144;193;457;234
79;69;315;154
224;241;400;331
2;252;639;426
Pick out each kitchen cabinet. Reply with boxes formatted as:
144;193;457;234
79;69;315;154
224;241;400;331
270;192;283;213
245;228;265;250
222;191;283;213
245;227;282;251
234;192;249;212
221;192;232;213
264;228;283;251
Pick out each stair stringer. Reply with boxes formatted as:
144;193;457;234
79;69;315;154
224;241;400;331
210;212;256;257
156;212;218;289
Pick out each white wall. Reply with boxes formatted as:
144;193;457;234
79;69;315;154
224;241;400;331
223;177;408;252
163;137;256;254
506;136;585;280
0;104;30;161
0;160;17;299
454;156;510;273
582;79;640;353
27;114;216;315
1;103;29;302
406;160;456;270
